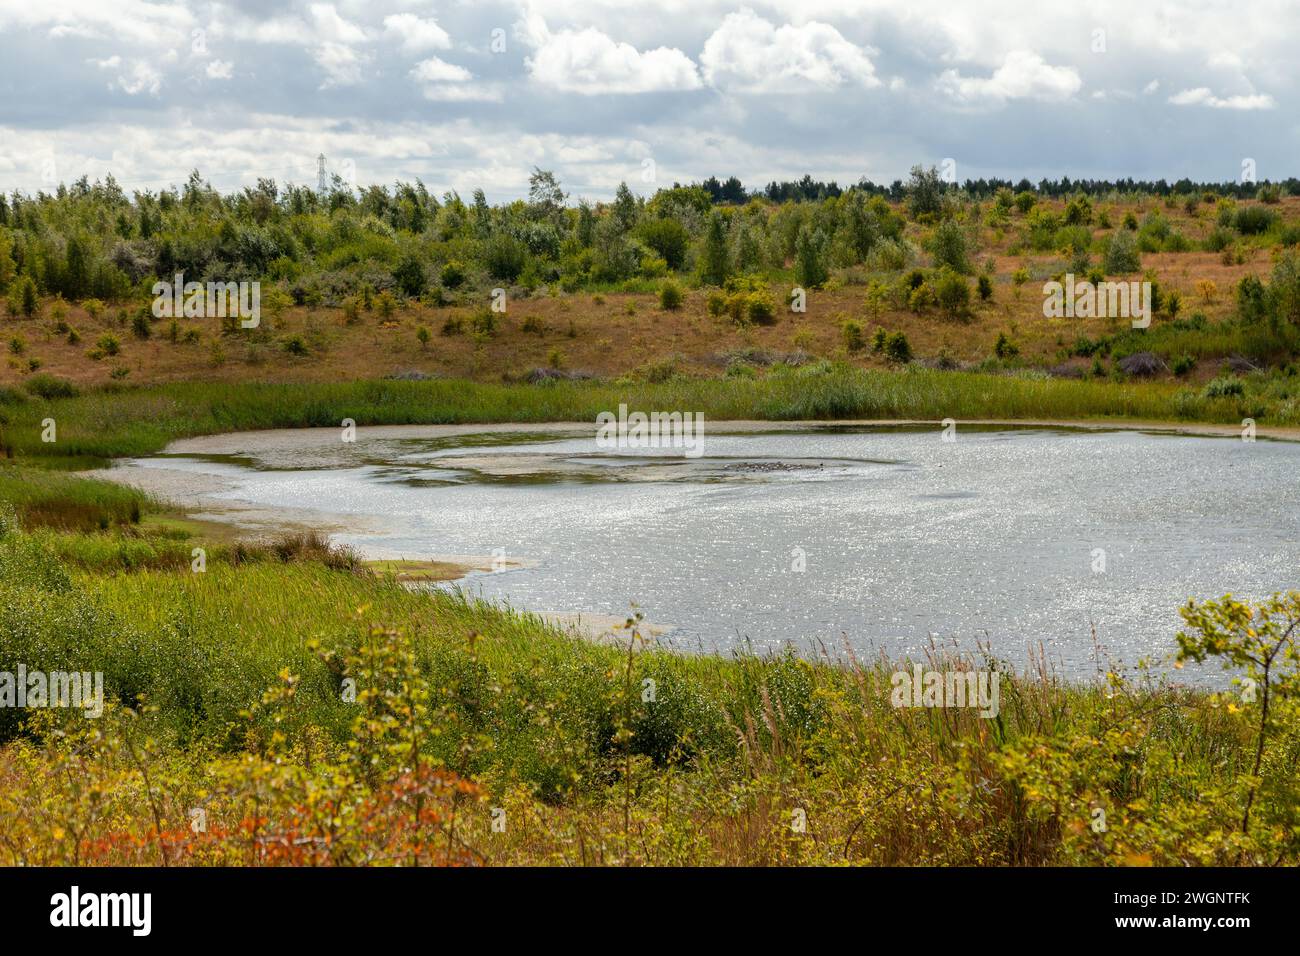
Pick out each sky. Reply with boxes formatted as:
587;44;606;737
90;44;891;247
0;0;1294;201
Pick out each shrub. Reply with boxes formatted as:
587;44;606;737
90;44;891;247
1103;229;1141;273
883;330;912;364
416;326;431;349
1172;354;1196;377
976;274;993;301
659;280;683;311
131;311;151;339
282;335;308;356
440;260;466;288
928;219;972;274
393;254;427;298
1118;351;1164;377
993;332;1019;359
1203;376;1244;398
8;275;38;317
23;373;76;399
1237;275;1269;324
932;269;971;319
483;234;527;281
637;219;690;271
841;320;865;352
1235;206;1278;235
871;327;888;352
441;316;464;335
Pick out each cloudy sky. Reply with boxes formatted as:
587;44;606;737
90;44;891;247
0;0;1293;201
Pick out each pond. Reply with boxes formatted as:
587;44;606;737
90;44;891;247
112;422;1300;679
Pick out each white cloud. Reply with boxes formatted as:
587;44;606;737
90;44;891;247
408;56;499;102
700;9;879;93
522;16;701;94
383;13;451;53
1143;80;1160;95
309;3;366;45
117;60;162;96
936;50;1081;105
205;59;233;81
314;41;366;88
1168;87;1275;110
89;53;161;95
410;57;471;84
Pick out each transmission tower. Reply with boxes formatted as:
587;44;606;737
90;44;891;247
317;153;328;195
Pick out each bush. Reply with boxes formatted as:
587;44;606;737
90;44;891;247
993;332;1019;359
483;234;527;281
1235;206;1278;235
282;335;308;356
1103;229;1141;273
841;320;865;352
131;311;151;339
883;330;912;364
1203;376;1245;398
24;373;78;399
932;269;970;319
659;280;683;311
1237;274;1269;324
1172;354;1196;377
928;219;972;274
393;254;427;298
96;334;121;357
637;219;690;271
1117;351;1163;377
977;274;993;301
440;260;466;288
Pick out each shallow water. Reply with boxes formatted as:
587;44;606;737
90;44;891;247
122;424;1300;679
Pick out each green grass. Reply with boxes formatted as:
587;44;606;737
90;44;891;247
1;362;1288;466
2;525;1291;865
0;467;152;529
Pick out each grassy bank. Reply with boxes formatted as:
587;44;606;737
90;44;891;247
1;361;1285;465
0;518;1296;866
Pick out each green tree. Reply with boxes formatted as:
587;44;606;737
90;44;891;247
906;165;945;220
794;227;829;288
928;219;972;274
699;212;730;286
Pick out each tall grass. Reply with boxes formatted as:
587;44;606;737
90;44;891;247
0;529;1286;866
2;364;1282;465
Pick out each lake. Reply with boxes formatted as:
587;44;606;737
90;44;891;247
113;422;1300;679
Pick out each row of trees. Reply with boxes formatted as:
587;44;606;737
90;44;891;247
0;164;1292;312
